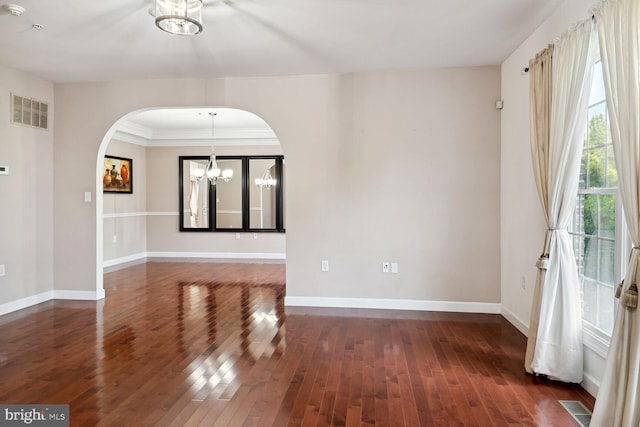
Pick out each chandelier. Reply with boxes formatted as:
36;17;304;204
154;0;203;36
255;169;276;189
195;112;233;185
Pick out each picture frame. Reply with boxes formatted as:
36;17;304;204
103;155;133;194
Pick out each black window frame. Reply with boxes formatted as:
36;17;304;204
179;155;285;233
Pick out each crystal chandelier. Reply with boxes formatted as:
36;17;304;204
195;112;233;185
255;168;276;189
154;0;203;36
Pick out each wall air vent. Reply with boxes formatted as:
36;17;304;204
10;93;48;130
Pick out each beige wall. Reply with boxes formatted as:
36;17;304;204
54;67;501;304
103;139;147;263
0;65;54;307
102;140;286;262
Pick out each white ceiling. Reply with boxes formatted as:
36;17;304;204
1;0;565;142
117;107;278;146
0;0;564;84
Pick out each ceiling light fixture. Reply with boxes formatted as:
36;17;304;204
3;4;26;16
154;0;203;36
255;169;276;189
195;112;233;185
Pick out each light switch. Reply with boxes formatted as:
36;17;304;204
84;191;92;202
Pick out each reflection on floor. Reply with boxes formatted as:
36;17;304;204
0;262;593;426
177;279;286;362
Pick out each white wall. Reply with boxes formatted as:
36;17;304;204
0;65;54;311
500;0;602;395
54;67;501;308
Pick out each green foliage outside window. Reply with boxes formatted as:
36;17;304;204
581;113;617;239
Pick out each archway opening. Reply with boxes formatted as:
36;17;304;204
95;107;286;296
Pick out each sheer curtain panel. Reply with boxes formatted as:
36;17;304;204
591;0;640;425
525;20;596;382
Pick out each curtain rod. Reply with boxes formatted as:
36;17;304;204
522;14;595;74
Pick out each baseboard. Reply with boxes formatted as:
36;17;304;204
103;252;147;268
0;291;54;316
103;251;287;270
581;371;600;397
52;290;103;300
0;289;103;317
285;296;501;314
501;306;529;336
146;251;286;260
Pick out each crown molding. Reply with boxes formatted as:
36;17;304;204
113;120;279;147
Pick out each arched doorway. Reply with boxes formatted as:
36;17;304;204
95;107;286;295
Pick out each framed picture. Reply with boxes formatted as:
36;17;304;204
103;155;133;194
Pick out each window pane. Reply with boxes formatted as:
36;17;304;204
587;147;606;188
598;239;615;285
578;150;588;190
182;159;210;229
573;234;585;277
582;279;597;325
573;59;620;337
589;62;606;105
216;159;243;229
583;236;597;280
599;194;615;238
583;194;597;236
607;145;617;186
597;283;615;334
249;159;277;229
587;105;607;148
572;194;585;234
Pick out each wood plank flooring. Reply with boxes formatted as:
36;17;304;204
0;262;594;426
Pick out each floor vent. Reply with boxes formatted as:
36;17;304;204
11;93;48;130
559;400;591;427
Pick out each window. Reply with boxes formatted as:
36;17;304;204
179;155;285;232
570;61;625;335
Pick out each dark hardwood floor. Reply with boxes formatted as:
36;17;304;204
0;262;593;426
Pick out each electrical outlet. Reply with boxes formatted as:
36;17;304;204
321;260;329;272
0;265;5;276
382;262;390;273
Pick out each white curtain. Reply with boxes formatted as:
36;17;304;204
189;179;199;227
525;20;596;382
591;0;640;425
